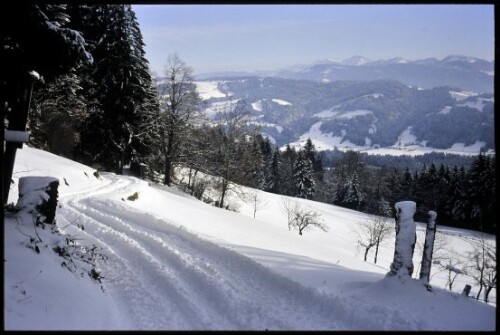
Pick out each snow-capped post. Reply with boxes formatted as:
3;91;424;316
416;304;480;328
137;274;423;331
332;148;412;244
419;211;437;286
16;177;59;224
387;201;417;279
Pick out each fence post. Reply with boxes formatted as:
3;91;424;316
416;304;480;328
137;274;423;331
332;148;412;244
387;201;417;279
462;284;472;297
419;211;437;284
17;176;59;224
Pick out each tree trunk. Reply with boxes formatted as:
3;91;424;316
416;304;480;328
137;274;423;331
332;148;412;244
219;178;227;208
364;246;371;262
374;242;380;264
476;284;483;300
484;286;493;303
164;131;175;186
164;157;172;186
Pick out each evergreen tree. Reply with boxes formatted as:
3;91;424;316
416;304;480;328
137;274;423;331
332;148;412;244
400;167;415;200
248;134;266;189
303;138;324;181
29;69;86;158
468;153;496;232
71;4;159;174
281;145;297;196
267;148;283;194
293;150;315;199
446;165;470;227
337;172;364;210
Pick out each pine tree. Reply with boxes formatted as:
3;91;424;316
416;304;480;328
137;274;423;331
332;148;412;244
71;4;160;174
340;172;364;210
293;150;315;199
2;3;92;202
303;138;324;181
468;154;496;232
29;69;86;158
267;148;283;194
281;145;297;196
400;167;415;200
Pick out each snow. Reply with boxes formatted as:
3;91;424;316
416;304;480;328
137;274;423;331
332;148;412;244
394;126;420;147
204;100;239;119
390;201;417;278
438;106;452;115
249;121;283;133
314;108;339;118
457;99;486;112
29;70;41;81
4;147;496;330
313;109;372;119
286;122;488;157
251;100;263;112
287;121;357;151
272;99;292;106
449;91;478;101
194;81;228;100
449;141;486;153
16;176;59;212
336;110;373;119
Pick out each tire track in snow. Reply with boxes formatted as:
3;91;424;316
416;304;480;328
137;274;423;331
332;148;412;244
59;173;421;330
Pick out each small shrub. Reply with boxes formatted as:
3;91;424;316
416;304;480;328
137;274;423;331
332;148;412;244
127;192;139;201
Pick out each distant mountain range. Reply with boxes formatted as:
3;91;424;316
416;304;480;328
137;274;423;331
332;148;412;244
195;55;494;94
192;77;494;154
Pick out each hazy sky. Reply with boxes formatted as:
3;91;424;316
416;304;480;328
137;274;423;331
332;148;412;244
132;4;494;76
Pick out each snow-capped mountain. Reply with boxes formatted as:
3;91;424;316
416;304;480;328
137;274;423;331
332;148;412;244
340;55;374;66
274;55;493;94
193;77;494;154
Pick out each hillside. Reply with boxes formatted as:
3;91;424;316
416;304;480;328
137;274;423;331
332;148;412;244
196;55;494;94
4;147;496;330
192;77;494;153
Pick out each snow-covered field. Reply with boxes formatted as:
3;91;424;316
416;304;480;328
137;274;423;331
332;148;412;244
287;122;491;156
4;147;496;330
194;81;228;100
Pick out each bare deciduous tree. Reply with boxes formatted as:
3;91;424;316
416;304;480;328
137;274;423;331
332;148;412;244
280;198;298;231
280;199;327;235
465;233;496;303
207;100;254;209
246;191;269;219
159;53;201;186
355;214;393;263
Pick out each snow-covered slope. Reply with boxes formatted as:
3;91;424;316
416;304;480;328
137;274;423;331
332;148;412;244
4;147;496;330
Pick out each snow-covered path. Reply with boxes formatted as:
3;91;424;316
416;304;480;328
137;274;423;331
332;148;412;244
57;173;414;330
6;148;495;330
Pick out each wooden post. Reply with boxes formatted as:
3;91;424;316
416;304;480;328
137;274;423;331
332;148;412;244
462;284;472;297
17;177;59;224
419;211;437;283
388;201;417;278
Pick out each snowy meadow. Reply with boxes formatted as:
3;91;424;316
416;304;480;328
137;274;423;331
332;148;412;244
4;147;496;330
